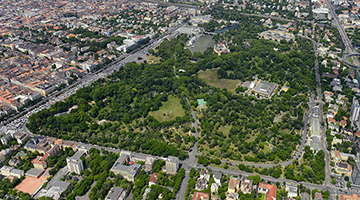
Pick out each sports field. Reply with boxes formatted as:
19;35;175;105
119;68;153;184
15;172;49;195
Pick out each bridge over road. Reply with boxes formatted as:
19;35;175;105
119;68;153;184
342;53;360;84
343;53;360;69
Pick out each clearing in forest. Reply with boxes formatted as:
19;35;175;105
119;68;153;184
198;69;239;93
149;96;185;122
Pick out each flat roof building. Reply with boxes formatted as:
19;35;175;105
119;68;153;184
66;150;85;174
145;156;155;171
110;152;141;182
285;182;298;198
213;171;222;184
351;97;360;121
0;165;24;178
38;181;70;200
106;187;126;200
166;156;179;175
253;80;278;97
25;168;44;178
10;168;25;178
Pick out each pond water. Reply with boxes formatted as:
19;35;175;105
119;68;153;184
213;25;237;34
189;35;214;54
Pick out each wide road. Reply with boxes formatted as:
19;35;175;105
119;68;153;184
324;0;354;53
183;97;199;170
39;132;360;198
324;0;360;85
185;97;199;138
176;170;189;200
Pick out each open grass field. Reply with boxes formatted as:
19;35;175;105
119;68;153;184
261;142;274;154
149;96;185;122
146;54;161;64
198;69;239;93
219;125;231;137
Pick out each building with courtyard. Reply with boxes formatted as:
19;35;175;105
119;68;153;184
253;80;278;97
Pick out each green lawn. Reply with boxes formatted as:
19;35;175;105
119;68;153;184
219;125;232;137
149;96;185;122
146;54;161;64
256;193;266;200
261;142;274;154
198;69;239;93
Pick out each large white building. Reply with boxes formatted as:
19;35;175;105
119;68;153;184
312;8;329;14
351;97;360;121
110;152;141;182
116;39;136;53
66;150;85;174
166;156;179;175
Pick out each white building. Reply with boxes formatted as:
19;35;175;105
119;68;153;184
116;39;136;53
106;187;126;200
213;171;222;184
312;8;329;14
211;183;219;193
351;97;360;121
166;156;179;175
285;182;298;198
66;150;85;174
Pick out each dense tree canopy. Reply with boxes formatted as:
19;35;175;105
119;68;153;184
27;15;315;165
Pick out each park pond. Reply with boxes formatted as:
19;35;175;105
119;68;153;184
189;26;237;54
214;25;237;34
189;35;214;54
